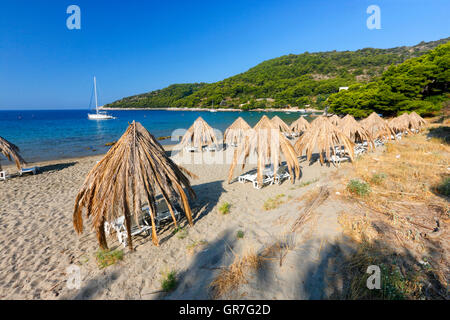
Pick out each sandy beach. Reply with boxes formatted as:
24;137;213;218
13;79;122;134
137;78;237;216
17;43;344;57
1;131;448;300
0;145;351;299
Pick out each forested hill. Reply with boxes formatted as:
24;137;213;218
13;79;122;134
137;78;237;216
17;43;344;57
105;37;449;111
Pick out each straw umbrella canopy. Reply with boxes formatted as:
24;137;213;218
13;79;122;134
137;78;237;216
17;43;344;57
224;117;251;146
180;117;218;149
228;115;300;186
389;113;412;134
360;112;396;141
73;121;196;250
329;114;341;126
409;111;427;130
290;116;311;135
271;115;291;133
341;115;375;149
294;116;355;164
0;136;26;171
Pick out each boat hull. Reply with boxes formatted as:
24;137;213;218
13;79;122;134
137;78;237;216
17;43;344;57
88;113;115;120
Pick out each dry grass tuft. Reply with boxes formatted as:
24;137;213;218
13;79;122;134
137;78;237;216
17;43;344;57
263;194;286;211
210;250;262;299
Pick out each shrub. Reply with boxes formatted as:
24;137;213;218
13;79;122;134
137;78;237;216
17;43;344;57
263;194;285;210
95;249;124;269
161;270;177;292
236;230;245;239
218;202;231;215
436;177;450;197
370;173;387;185
347;180;371;197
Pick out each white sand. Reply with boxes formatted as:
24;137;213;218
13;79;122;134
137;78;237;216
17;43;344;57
0;148;351;299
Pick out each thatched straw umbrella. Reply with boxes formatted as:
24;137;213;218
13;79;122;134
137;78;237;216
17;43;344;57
228;115;300;186
329;114;341;126
409;111;427;130
290;116;311;135
224;117;251;147
271;116;291;133
341;115;374;149
389;113;412;134
180;117;218;149
73;121;196;250
294;116;355;164
360;112;396;141
0;136;26;171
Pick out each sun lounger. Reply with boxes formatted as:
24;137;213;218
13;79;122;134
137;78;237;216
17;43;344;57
274;167;291;184
185;145;198;152
104;216;152;248
203;144;218;152
253;176;275;189
326;154;350;166
19;166;38;176
0;171;7;181
374;139;384;147
104;206;181;248
141;205;181;229
238;173;257;183
238;171;274;189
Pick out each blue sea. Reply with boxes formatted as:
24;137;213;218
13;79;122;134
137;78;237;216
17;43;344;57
0;109;314;162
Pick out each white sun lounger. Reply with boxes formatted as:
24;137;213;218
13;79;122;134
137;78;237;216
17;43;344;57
104;206;181;248
104;216;152;248
238;173;257;183
374;139;384;147
326;154;350;166
203;144;218;152
0;171;7;181
185;145;198;152
253;176;275;189
238;171;275;189
19;167;38;176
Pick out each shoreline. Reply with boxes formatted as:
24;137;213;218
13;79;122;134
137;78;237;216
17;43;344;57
100;106;325;113
1;144;178;170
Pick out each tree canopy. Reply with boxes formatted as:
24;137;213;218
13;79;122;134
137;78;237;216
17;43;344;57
326;42;449;117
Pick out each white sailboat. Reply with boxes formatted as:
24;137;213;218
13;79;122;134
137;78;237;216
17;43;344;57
88;76;115;120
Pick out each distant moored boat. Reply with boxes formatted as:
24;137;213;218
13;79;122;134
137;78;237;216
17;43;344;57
88;76;116;120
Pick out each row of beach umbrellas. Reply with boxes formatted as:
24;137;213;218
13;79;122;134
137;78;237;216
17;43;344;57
0;111;427;250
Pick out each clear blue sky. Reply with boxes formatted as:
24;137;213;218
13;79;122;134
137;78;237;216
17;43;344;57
0;0;449;109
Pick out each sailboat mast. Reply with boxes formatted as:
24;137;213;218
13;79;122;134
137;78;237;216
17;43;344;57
94;76;98;114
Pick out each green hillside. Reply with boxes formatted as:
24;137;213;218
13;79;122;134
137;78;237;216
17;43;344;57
327;42;450;117
105;37;449;112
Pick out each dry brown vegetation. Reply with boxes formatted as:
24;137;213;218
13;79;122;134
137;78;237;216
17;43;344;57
336;126;449;299
210;249;262;299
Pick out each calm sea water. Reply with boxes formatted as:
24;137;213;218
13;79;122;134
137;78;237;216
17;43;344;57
0;109;313;162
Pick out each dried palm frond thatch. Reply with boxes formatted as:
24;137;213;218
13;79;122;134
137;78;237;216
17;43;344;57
328;114;341;126
360;112;396;141
294;116;355;164
228;115;300;186
270;116;291;133
73;121;196;250
290;116;311;135
180;117;218;149
341;114;374;149
389;113;412;134
0;136;26;170
224;117;251;146
409;111;427;130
